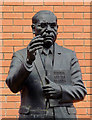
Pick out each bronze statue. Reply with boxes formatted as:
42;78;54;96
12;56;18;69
6;10;87;119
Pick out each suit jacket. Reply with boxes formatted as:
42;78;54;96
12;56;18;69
6;43;87;119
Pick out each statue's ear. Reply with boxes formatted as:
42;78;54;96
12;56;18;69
31;24;35;34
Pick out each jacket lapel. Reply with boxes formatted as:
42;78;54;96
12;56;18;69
34;50;46;86
53;43;62;70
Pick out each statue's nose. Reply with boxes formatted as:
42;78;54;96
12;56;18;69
46;25;52;32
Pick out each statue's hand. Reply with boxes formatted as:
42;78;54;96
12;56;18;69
27;35;44;64
42;76;62;99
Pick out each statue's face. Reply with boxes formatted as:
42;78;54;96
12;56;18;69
33;13;58;48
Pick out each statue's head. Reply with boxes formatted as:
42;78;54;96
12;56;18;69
31;10;58;48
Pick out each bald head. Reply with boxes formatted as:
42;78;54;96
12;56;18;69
32;10;57;24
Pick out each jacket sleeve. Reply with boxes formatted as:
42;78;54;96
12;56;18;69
60;51;87;103
6;51;33;93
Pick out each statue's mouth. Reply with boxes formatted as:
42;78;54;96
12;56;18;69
43;37;53;48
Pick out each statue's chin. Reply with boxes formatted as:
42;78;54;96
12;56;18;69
43;39;53;48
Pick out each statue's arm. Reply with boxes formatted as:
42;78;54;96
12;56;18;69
6;51;33;93
60;51;87;103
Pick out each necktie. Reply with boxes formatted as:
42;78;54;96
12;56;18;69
45;53;54;82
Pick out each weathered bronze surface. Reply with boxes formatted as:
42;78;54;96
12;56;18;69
6;10;87;119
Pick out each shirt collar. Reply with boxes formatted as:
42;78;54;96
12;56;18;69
40;45;53;55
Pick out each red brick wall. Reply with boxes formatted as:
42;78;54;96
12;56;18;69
0;0;91;119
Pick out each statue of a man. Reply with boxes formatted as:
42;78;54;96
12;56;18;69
6;10;87;119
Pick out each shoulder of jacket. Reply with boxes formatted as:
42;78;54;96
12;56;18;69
14;48;27;56
56;43;74;54
13;48;27;61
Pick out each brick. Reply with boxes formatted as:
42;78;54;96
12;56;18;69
0;73;8;80
0;81;5;87
84;26;90;33
1;116;17;118
74;6;90;12
24;40;31;46
24;13;35;19
82;74;91;80
64;40;83;46
1;88;13;95
7;96;20;102
74;20;90;25
0;40;2;46
57;19;73;25
54;6;73;12
14;46;25;52
64;26;83;33
76;108;87;115
24;0;43;5
57;33;73;39
2;102;16;109
0;1;3;5
0;67;4;73
58;26;63;32
6;109;19;116
4;1;23;5
85;47;91;52
14;20;32;25
85;67;92;73
34;6;53;12
3;26;22;32
74;33;90;39
56;40;63;46
81;67;85;74
76;53;84;59
83;95;87;102
79;60;91;67
75;46;90;53
64;13;83;19
87;88;92;94
0;96;5;102
2;19;13;25
0;53;3;59
4;53;13;60
84;0;90;5
4;67;9;74
0;74;7;81
44;0;63;5
0;26;2;32
3;40;23;46
1;47;13;53
1;109;6;116
3;13;23;19
88;95;92;101
88;108;92;114
0;13;2;18
1;88;20;95
14;33;33;39
1;33;12;39
14;6;33;12
54;13;63;19
77;115;91;118
23;26;32;32
84;13;92;19
64;46;74;51
86;81;92;87
1;6;13;12
76;101;90;108
64;2;83;5
2;60;11;67
85;53;90;59
15;102;21;108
